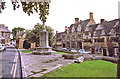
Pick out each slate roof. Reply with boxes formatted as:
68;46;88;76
56;32;66;38
89;24;99;37
69;19;91;33
100;19;118;35
16;31;26;38
0;25;10;33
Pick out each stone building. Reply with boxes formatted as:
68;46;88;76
56;12;96;50
85;19;119;56
16;31;35;49
0;24;10;45
55;12;120;56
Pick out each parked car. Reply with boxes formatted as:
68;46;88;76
71;49;78;52
0;44;5;51
61;48;70;51
2;44;7;50
78;49;91;54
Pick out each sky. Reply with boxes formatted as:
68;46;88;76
0;0;120;33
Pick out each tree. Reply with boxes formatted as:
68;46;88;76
25;23;55;47
0;1;49;27
11;27;25;40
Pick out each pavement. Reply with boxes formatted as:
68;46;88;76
22;52;75;77
0;47;21;78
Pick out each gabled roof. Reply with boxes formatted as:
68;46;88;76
81;19;91;29
56;32;66;37
95;24;103;30
89;24;99;37
69;19;91;33
16;31;26;39
100;19;118;34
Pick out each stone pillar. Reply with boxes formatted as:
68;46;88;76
39;31;49;47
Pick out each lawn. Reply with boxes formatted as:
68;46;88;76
42;60;117;77
21;50;33;53
21;50;68;54
56;51;68;54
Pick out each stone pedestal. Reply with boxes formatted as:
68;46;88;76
32;31;56;55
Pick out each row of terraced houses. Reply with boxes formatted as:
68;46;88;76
54;12;120;57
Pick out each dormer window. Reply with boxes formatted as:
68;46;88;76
77;26;81;32
72;27;75;33
96;30;102;35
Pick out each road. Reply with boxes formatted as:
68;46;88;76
0;47;21;78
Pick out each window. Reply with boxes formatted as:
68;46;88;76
78;34;81;39
111;37;118;42
94;38;104;42
1;32;4;36
84;39;92;43
5;33;7;36
85;32;89;35
96;30;102;35
72;35;75;40
115;27;119;32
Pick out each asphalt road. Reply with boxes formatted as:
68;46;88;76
0;47;21;78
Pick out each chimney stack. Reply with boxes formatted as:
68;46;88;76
75;18;79;23
56;31;58;34
2;24;5;26
100;19;105;23
89;12;93;20
65;26;67;31
6;26;8;29
80;20;82;22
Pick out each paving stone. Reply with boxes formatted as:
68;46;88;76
22;53;74;77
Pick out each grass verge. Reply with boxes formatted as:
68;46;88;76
56;51;68;54
21;50;33;53
21;50;67;54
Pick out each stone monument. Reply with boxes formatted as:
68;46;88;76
32;24;56;55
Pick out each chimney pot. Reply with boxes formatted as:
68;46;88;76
65;26;67;31
80;20;82;22
56;31;58;34
100;19;105;23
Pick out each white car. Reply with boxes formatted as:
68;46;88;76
78;49;91;54
2;44;7;50
71;49;78;52
0;44;5;51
